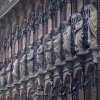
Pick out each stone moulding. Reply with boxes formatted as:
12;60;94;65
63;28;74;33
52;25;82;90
0;0;20;19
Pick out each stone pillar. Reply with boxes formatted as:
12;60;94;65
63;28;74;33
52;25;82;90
48;18;52;34
91;86;96;100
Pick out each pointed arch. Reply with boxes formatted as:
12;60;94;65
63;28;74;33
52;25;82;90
45;82;51;100
21;89;26;100
13;93;18;100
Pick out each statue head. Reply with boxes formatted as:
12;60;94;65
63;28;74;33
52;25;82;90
7;58;10;63
37;39;42;46
89;4;96;12
45;34;51;41
77;13;82;21
21;47;25;55
62;21;69;27
54;27;59;34
3;59;6;64
29;44;33;50
14;54;18;59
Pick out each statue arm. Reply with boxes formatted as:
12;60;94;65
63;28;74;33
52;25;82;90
67;26;71;34
75;20;83;32
58;33;61;40
27;51;34;60
47;41;52;51
88;24;91;43
37;46;43;54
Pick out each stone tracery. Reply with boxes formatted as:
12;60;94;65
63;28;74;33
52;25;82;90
0;0;98;100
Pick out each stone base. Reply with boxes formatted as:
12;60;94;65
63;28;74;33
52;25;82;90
13;81;19;85
21;77;27;82
65;55;73;62
46;66;53;71
29;73;34;77
7;84;12;88
76;50;85;55
55;60;63;67
89;44;98;50
38;69;44;75
29;74;35;79
0;87;4;91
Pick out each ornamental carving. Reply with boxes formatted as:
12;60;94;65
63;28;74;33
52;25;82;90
27;45;34;76
12;55;19;83
74;13;84;54
6;59;12;85
0;67;5;87
20;48;27;80
37;36;44;73
62;20;72;61
53;28;62;66
44;34;52;69
88;4;97;49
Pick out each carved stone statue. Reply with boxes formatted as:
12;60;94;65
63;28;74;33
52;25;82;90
12;54;19;83
74;13;84;54
62;21;72;61
6;59;12;85
0;67;5;88
44;34;52;69
20;48;26;80
1;61;6;88
37;37;43;73
27;45;34;76
30;90;37;100
53;28;62;65
88;4;97;49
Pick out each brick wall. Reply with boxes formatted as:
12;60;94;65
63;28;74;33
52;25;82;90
67;3;71;21
77;0;83;12
48;18;52;34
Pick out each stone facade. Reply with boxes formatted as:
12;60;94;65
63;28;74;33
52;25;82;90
0;0;99;100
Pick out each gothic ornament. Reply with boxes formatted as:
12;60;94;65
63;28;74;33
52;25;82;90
12;55;19;83
53;28;62;66
27;45;34;76
62;21;72;61
75;13;84;54
6;59;12;85
37;36;44;73
20;48;27;80
0;67;5;88
88;4;97;49
44;34;52;70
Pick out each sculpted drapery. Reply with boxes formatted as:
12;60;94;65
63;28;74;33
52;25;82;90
12;56;19;82
20;49;26;79
88;4;97;48
75;13;84;53
37;37;44;72
53;28;62;65
27;45;34;76
6;60;12;84
0;67;5;87
62;21;72;60
44;34;52;69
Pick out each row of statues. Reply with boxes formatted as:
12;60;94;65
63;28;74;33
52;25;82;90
0;4;97;87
